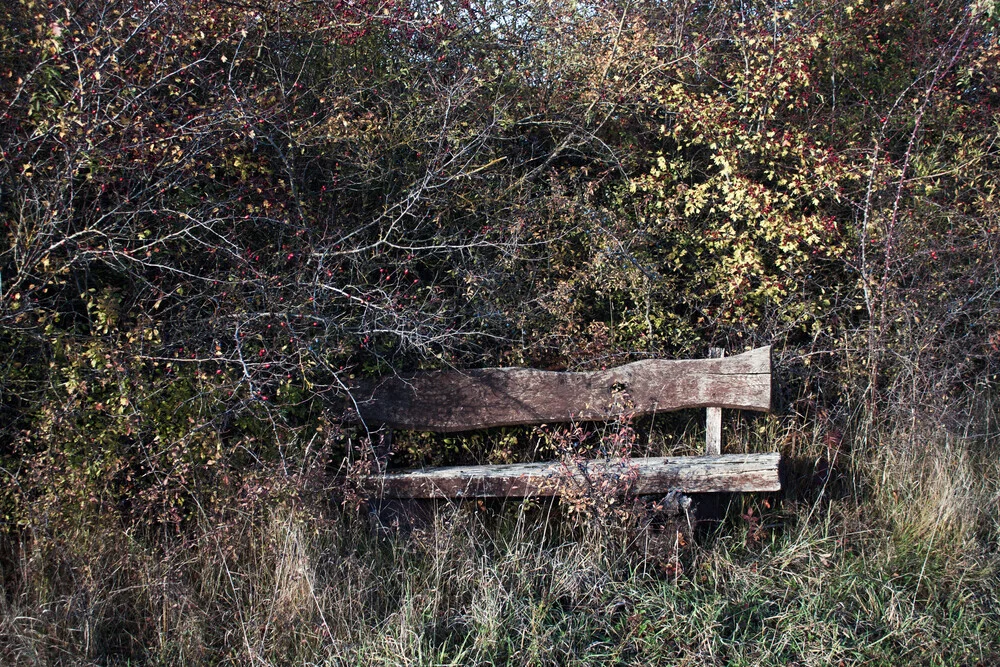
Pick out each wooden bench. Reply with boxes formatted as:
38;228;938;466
352;346;780;500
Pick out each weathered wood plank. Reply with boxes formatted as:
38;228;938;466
352;346;771;432
369;452;781;498
705;347;725;456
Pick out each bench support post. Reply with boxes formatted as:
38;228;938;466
705;348;724;456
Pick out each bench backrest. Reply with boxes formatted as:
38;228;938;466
354;346;772;434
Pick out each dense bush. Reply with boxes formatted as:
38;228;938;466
2;0;999;663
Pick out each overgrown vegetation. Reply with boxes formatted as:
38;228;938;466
2;0;999;664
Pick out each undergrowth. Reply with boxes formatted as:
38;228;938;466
3;410;999;666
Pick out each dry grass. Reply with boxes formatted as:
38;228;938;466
3;405;1000;666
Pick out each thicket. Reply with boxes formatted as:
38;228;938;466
1;0;999;664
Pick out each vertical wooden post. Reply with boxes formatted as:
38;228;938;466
705;348;724;456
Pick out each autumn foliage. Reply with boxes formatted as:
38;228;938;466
1;0;1000;662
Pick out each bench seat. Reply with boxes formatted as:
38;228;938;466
372;453;781;499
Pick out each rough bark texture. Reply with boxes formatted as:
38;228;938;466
352;346;771;432
370;452;781;498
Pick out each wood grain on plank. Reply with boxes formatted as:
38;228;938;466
370;452;781;498
705;347;725;456
352;346;771;432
